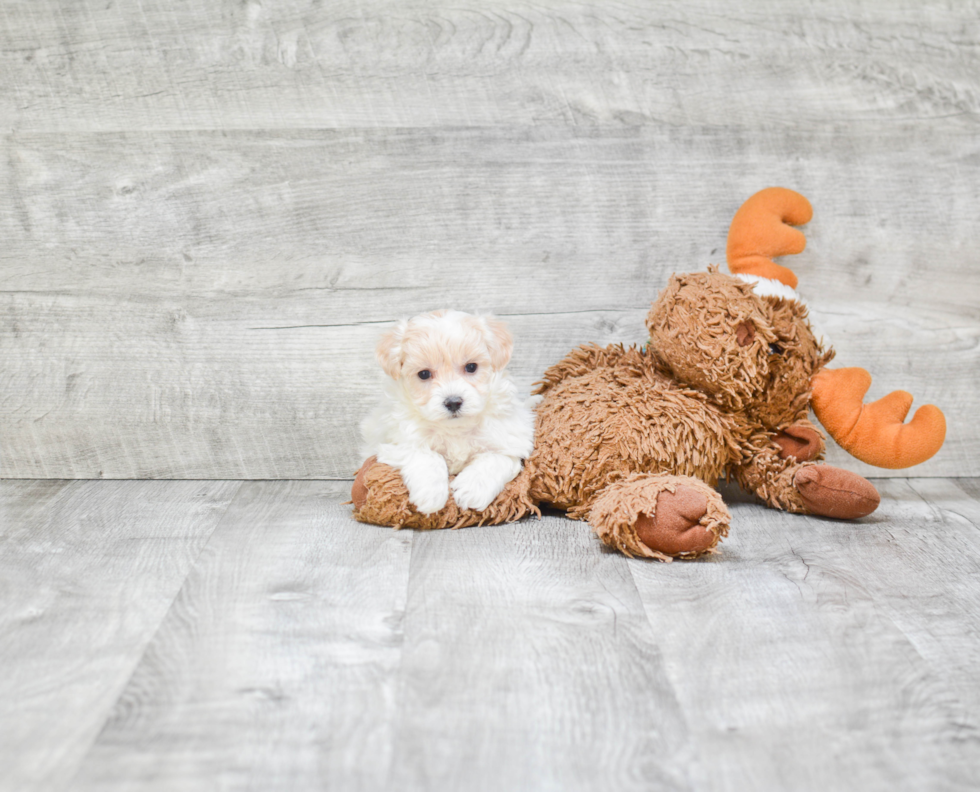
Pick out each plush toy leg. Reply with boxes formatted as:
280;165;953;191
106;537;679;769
351;456;538;530
585;474;730;561
733;448;879;519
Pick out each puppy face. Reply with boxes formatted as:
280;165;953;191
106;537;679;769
376;310;513;423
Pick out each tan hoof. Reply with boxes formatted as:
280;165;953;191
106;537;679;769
634;487;717;556
589;475;729;559
794;465;880;519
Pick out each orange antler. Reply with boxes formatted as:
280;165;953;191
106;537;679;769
811;368;946;469
727;187;812;289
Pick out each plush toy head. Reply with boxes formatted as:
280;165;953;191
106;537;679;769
655;186;946;470
646;269;832;430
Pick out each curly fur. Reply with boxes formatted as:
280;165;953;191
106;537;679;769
352;268;873;560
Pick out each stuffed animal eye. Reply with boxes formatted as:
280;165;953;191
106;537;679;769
769;343;783;355
465;363;478;373
418;370;431;380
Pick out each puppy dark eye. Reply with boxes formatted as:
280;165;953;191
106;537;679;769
769;343;783;355
465;363;478;373
418;370;431;380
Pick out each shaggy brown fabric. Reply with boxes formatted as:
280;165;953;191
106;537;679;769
528;343;742;515
351;456;375;510
588;474;730;560
350;267;881;559
645;268;832;424
732;427;814;513
351;456;540;531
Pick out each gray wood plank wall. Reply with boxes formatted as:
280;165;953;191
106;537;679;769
2;1;978;479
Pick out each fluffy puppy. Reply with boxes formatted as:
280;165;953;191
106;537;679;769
360;310;536;514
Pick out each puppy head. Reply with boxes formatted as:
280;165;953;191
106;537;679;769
376;310;513;422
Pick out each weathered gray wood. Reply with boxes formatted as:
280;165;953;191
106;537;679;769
3;478;980;790
875;478;980;735
952;476;980;503
71;496;693;792
1;1;978;132
71;480;414;792
1;294;969;479
0;479;241;792
384;515;691;792
2;125;977;478
627;478;980;791
3;127;979;313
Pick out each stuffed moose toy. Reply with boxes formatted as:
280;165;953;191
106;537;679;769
351;188;946;560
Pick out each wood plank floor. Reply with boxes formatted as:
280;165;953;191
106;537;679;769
3;478;980;791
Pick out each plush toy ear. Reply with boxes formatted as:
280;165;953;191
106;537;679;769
376;320;407;379
481;315;514;369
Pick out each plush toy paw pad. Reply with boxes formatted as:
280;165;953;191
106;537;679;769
352;456;377;510
794;465;880;519
635;487;715;556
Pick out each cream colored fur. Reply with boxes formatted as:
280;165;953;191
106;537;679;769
360;310;535;514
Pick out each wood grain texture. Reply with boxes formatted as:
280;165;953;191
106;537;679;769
1;0;978;131
71;497;694;792
1;1;978;479
628;478;980;791
384;515;691;791
0;479;241;792
71;480;415;792
4;478;979;790
2;124;977;477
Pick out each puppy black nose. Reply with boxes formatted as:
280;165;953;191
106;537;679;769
444;396;463;414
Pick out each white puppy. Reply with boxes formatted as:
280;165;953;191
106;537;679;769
360;309;536;514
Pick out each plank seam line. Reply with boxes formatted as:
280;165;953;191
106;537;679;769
245;307;652;331
382;527;418;790
61;479;247;788
620;541;694;747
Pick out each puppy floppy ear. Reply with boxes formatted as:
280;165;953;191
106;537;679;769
376;320;407;379
480;315;514;369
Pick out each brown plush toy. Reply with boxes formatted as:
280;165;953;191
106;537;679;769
351;188;947;560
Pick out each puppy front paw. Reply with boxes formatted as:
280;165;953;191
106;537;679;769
450;471;503;512
407;476;450;515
